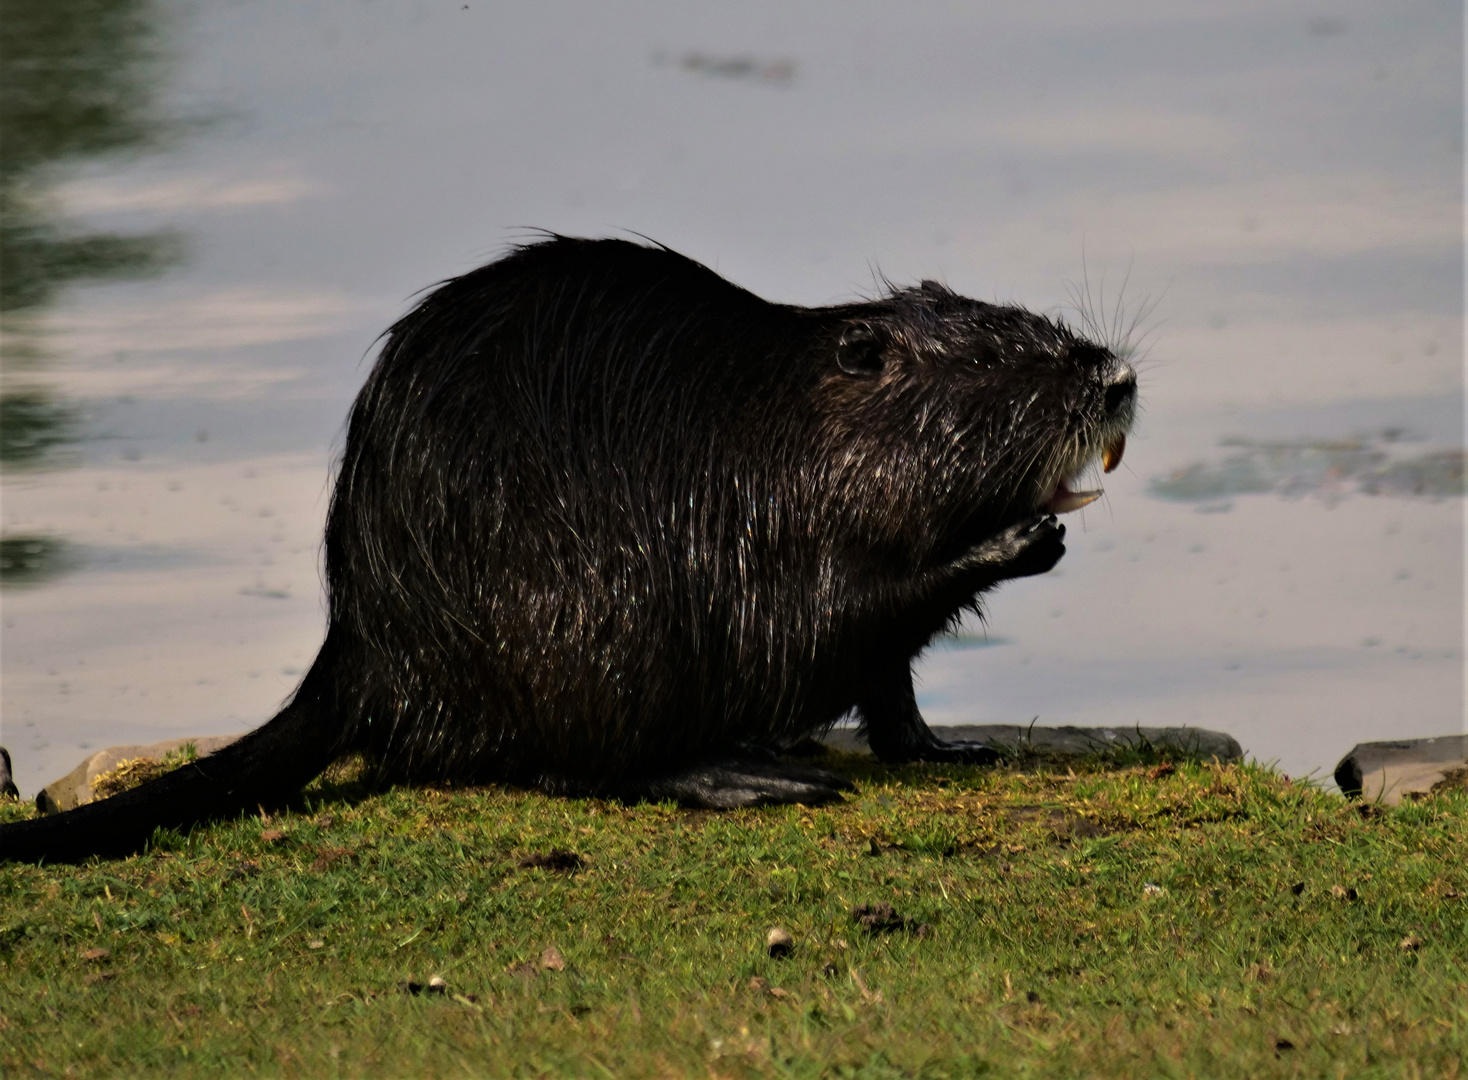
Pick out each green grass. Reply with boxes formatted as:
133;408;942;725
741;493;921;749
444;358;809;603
1;754;1464;1078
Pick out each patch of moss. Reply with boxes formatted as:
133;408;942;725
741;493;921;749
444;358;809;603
89;743;198;800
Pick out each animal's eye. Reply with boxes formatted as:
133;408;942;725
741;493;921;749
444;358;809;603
836;323;886;376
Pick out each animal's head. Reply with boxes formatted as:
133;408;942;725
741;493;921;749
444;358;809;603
813;281;1136;562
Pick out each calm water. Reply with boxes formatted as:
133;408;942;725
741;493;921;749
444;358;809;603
2;0;1462;795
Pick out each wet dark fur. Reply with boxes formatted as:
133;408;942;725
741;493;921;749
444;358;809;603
0;236;1134;862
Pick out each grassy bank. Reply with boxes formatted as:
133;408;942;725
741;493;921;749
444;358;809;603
1;753;1464;1078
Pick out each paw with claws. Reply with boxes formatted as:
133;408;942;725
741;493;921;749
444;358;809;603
959;514;1066;582
874;734;1003;766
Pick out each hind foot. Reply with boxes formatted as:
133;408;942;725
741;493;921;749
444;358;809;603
633;758;853;809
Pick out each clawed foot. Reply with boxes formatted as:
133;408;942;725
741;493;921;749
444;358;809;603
632;758;854;809
960;514;1066;581
871;735;1002;767
914;738;1002;766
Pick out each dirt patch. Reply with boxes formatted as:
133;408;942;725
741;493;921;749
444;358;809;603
517;849;585;872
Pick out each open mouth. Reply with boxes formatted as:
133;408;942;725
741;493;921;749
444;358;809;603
1041;433;1126;514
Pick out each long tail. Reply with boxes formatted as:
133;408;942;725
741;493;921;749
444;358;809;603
0;640;345;864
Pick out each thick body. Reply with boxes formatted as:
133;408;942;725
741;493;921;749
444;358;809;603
1;236;1135;860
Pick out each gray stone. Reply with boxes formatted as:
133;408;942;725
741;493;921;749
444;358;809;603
35;735;243;814
820;724;1242;762
1333;734;1468;805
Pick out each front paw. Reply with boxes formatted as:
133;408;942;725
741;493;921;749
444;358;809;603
875;737;1003;766
918;739;1003;766
968;515;1066;580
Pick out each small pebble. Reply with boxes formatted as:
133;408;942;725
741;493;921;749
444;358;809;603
765;927;794;958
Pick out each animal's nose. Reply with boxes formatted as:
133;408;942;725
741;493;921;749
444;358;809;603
1104;371;1137;417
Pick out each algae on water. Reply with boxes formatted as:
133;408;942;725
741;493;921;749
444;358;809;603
1151;431;1465;506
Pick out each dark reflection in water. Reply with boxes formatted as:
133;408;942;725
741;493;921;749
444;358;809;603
0;536;73;586
1;0;185;581
0;389;74;465
0;0;183;317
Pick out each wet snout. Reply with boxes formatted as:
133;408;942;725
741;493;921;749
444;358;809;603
1040;363;1137;512
1104;368;1138;419
1100;367;1136;473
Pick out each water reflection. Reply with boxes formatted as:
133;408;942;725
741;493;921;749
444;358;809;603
0;0;184;574
0;536;72;586
0;390;74;467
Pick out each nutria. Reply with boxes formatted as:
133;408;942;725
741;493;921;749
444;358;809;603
0;236;1135;862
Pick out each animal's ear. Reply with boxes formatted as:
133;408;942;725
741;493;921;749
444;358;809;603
836;322;888;376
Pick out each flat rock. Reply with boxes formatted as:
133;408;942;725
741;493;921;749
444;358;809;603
1333;734;1468;805
820;724;1242;762
35;735;243;814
